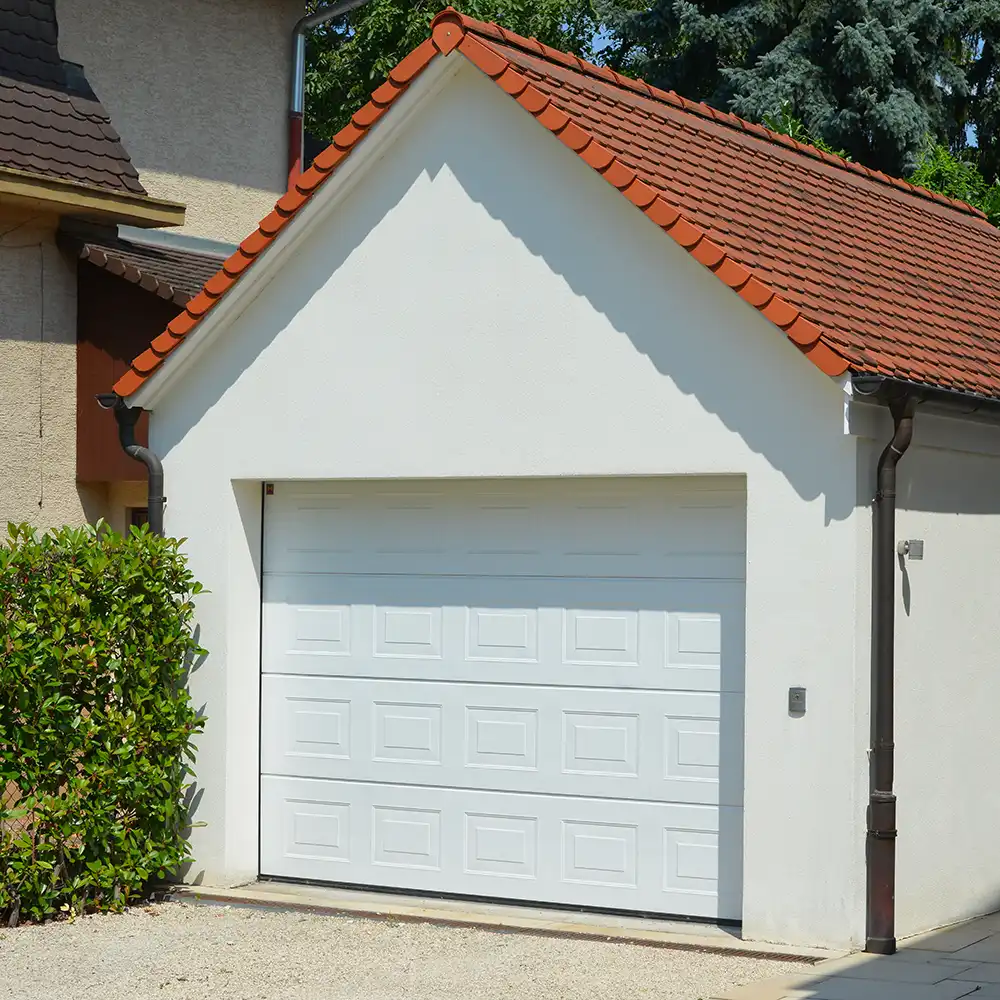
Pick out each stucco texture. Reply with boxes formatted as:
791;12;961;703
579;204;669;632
145;60;866;949
0;216;96;528
56;0;303;244
891;422;1000;938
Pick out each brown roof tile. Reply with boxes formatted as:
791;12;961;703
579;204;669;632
0;0;144;194
114;7;1000;401
65;227;225;306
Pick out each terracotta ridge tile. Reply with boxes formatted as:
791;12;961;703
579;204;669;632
114;9;859;401
442;6;988;222
450;21;851;384
112;30;445;398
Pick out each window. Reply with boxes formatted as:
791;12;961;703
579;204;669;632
128;507;149;529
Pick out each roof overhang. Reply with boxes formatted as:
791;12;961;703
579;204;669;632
851;374;1000;423
0;165;185;228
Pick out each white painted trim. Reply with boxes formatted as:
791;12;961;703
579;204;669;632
126;52;464;411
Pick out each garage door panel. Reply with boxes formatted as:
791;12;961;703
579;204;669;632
261;675;744;807
260;775;742;919
261;477;746;920
263;575;745;694
263;480;746;580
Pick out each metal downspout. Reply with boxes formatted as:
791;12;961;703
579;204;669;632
96;395;165;536
866;395;917;954
288;0;370;186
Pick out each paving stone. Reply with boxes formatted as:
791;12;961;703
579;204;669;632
801;977;981;1000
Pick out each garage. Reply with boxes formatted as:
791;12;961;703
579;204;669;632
259;477;746;920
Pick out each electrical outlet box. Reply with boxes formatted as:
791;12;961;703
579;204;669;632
789;686;807;715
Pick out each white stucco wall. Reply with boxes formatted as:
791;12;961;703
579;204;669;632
145;57;866;948
0;215;98;528
853;408;1000;940
57;0;302;243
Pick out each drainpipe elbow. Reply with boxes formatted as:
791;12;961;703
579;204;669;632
95;394;165;537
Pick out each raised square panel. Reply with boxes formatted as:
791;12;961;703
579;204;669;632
563;821;637;887
375;607;442;659
374;703;441;763
467;609;538;662
372;806;440;870
466;707;537;770
665;718;719;782
563;712;638;776
289;698;351;760
564;610;638;666
669;614;721;666
664;829;718;895
465;813;537;879
295;607;350;653
287;799;350;862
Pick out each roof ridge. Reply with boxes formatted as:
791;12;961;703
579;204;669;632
113;16;852;398
438;7;987;222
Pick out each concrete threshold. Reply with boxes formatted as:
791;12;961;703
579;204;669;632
170;880;839;963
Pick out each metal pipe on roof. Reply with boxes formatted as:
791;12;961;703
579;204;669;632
288;0;370;187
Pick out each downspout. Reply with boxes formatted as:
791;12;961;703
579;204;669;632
866;394;918;955
96;394;165;536
288;0;370;187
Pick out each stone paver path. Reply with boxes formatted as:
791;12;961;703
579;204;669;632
711;912;1000;1000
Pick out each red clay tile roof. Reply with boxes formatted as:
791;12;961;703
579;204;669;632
114;7;1000;401
63;226;225;306
0;1;144;194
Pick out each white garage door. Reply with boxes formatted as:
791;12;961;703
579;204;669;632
260;478;746;920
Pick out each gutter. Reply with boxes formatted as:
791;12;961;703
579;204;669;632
0;165;185;228
95;395;165;536
288;0;370;187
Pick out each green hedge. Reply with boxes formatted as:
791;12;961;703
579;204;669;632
0;523;205;925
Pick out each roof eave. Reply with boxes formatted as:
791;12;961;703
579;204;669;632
852;373;1000;422
0;165;186;228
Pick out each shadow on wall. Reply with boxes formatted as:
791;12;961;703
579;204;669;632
152;70;859;529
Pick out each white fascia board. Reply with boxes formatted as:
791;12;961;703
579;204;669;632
126;51;464;411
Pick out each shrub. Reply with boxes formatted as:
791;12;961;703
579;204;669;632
909;141;1000;226
0;523;205;926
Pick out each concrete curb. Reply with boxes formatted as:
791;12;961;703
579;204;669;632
169;883;838;964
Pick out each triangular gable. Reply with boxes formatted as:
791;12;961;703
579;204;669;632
115;7;1000;402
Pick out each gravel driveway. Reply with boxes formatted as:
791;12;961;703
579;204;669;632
0;902;809;999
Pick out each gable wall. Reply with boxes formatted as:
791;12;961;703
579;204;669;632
147;57;866;948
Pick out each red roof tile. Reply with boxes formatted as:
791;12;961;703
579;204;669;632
114;7;1000;400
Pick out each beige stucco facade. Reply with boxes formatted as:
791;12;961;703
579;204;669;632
0;212;98;528
0;0;302;532
58;0;304;244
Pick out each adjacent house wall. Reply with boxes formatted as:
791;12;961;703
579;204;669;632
57;0;303;244
0;213;97;528
854;407;1000;939
143;58;867;949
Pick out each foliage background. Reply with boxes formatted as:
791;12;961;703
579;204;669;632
303;0;1000;223
0;524;205;926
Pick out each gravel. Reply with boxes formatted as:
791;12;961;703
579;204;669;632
0;902;811;1000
